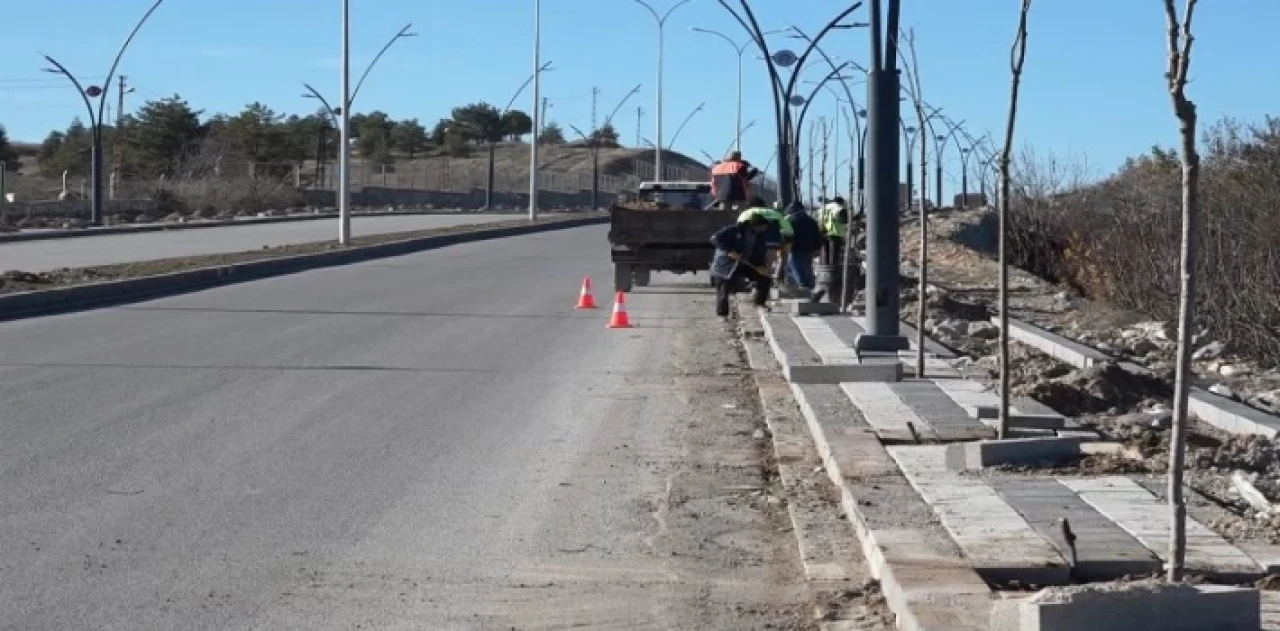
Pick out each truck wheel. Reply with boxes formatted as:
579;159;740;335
614;264;633;293
633;268;651;287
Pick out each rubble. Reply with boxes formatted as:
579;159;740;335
897;208;1280;546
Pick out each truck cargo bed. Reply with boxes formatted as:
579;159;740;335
607;209;738;246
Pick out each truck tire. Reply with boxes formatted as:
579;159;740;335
633;268;651;287
614;263;633;293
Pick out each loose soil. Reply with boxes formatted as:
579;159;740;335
900;208;1280;546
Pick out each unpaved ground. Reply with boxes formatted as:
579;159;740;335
0;214;595;296
900;209;1280;546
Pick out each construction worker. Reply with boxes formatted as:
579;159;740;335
710;151;761;209
784;201;821;293
710;212;772;318
736;198;793;246
818;196;850;267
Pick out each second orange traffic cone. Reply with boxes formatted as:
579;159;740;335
606;291;632;328
576;276;597;309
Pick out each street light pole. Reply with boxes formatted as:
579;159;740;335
485;61;554;211
634;0;692;182
529;0;542;221
691;27;747;155
338;0;352;244
860;0;908;351
303;21;415;226
932;118;964;208
42;0;167;226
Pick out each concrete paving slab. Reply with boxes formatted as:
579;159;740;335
930;379;1068;429
763;314;903;383
840;382;938;442
824;316;866;342
791;384;902;481
988;478;1162;580
792;316;859;364
991;583;1260;631
890;381;995;441
1062;477;1264;579
792;382;992;630
888;446;1071;585
763;313;823;365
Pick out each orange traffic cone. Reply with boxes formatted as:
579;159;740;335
576;276;597;309
606;291;633;328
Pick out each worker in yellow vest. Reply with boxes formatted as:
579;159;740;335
817;196;849;266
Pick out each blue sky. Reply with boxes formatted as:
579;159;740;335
2;0;1278;192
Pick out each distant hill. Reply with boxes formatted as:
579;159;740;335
378;143;711;181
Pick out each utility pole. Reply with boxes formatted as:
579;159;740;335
111;75;128;199
636;106;644;148
540;97;551;131
591;86;600;132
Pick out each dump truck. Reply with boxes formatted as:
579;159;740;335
607;181;739;292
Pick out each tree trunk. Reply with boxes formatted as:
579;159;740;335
1163;0;1200;583
998;0;1032;440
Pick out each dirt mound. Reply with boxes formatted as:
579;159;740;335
1013;360;1171;417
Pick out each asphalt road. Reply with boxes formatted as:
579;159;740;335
0;225;810;629
0;213;521;272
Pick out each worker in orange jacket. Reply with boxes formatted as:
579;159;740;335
709;151;761;209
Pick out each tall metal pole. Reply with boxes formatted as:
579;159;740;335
529;0;541;221
635;1;691;182
338;0;352;244
43;0;166;225
860;0;907;351
735;46;743;153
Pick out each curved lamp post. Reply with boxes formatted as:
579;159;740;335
691;26;782;154
477;60;555;210
303;19;416;244
43;0;167;225
668;102;705;152
931;117;966;208
633;0;692;181
714;0;865;207
567;85;643;209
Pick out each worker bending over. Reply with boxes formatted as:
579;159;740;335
710;212;773;318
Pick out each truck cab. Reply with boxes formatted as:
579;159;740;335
630;181;712;209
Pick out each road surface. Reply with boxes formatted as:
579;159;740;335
0;213;521;272
0;225;813;629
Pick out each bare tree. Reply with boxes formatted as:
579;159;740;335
997;0;1033;439
1162;0;1200;583
901;27;933;378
